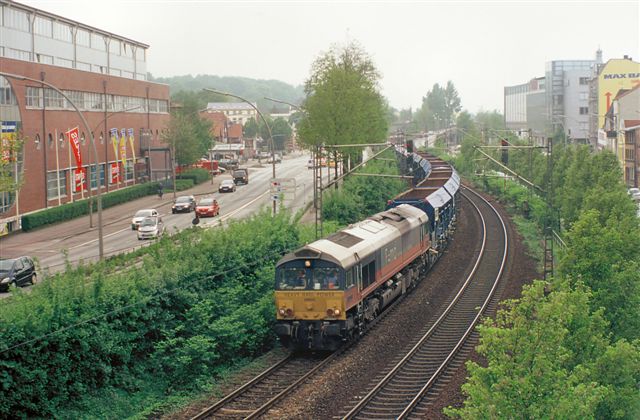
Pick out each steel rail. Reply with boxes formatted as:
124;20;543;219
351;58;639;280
398;187;508;418
341;188;488;419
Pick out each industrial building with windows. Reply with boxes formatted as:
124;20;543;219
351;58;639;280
0;0;170;234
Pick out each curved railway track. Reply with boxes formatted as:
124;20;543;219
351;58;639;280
191;186;507;420
340;187;508;419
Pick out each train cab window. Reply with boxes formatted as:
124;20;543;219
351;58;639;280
277;268;307;290
311;268;341;290
345;269;354;288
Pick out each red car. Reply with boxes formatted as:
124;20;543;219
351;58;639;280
195;198;220;218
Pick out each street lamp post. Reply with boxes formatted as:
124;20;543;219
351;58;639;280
204;88;277;215
1;71;104;259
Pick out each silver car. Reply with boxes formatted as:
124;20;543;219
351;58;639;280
137;216;165;240
131;209;158;230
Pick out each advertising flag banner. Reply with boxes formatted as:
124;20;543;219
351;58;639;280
73;167;87;192
119;128;127;166
110;162;119;184
1;121;18;163
127;128;136;161
66;127;82;168
110;128;119;161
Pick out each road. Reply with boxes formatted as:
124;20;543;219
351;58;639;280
1;154;335;286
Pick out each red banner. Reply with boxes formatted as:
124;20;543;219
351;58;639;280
73;168;87;192
67;127;82;168
110;163;119;184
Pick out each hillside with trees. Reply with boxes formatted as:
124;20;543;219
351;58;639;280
151;74;304;112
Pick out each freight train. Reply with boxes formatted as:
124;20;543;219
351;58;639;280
274;149;460;351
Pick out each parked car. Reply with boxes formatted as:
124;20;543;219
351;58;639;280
0;256;37;292
233;168;249;185
266;154;282;164
195;198;220;217
131;208;159;230
219;179;236;193
172;195;196;213
137;216;165;240
307;159;317;169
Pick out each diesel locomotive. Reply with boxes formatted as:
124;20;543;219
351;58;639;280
274;150;460;351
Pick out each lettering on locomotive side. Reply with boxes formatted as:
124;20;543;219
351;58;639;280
275;291;343;298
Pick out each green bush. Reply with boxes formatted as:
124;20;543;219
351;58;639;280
0;211;299;417
176;168;210;184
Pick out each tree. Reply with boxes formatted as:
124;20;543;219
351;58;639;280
446;280;640;419
243;117;258;138
297;41;388;170
415;81;461;131
164;92;213;166
271;118;293;151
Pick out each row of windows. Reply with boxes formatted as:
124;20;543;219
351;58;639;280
2;6;146;61
25;87;168;113
46;161;134;200
1;47;146;80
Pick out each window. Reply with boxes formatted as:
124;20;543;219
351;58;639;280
579;107;589;115
135;48;146;62
34;134;41;150
361;261;376;290
122;71;134;79
125;160;134;181
109;68;121;77
48;133;53;149
135;73;146;81
53;21;72;42
64;90;84;109
0;76;17;105
36;53;53;64
91;33;106;51
345;269;354;288
55;57;73;68
26;87;43;108
579;77;590;85
34;16;53;37
4;8;30;32
44;88;65;108
5;48;31;61
92;64;105;74
579;92;589;101
76;61;90;71
58;132;64;149
76;29;90;46
90;164;105;189
47;170;67;200
109;39;121;55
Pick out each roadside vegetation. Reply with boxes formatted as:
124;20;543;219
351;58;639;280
437;114;640;418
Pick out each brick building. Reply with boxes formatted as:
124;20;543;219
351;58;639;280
0;0;170;233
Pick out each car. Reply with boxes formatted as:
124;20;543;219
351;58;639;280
266;154;282;164
0;256;37;292
307;159;316;169
219;159;239;171
219;179;236;193
137;216;165;240
233;168;249;185
131;208;159;230
172;195;196;213
195;197;220;217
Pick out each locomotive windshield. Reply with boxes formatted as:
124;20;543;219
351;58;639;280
276;267;341;290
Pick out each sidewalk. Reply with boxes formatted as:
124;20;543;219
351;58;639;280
0;171;230;258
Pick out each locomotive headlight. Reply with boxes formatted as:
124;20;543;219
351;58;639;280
334;308;341;316
285;308;294;317
278;308;286;316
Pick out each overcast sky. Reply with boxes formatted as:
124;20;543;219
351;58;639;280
21;0;640;113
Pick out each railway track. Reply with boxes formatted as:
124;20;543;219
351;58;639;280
191;353;335;419
340;187;508;419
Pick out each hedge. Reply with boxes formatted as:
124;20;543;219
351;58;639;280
176;168;210;185
21;179;195;232
0;211;299;417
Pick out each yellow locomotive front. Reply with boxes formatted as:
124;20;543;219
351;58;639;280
274;259;350;351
